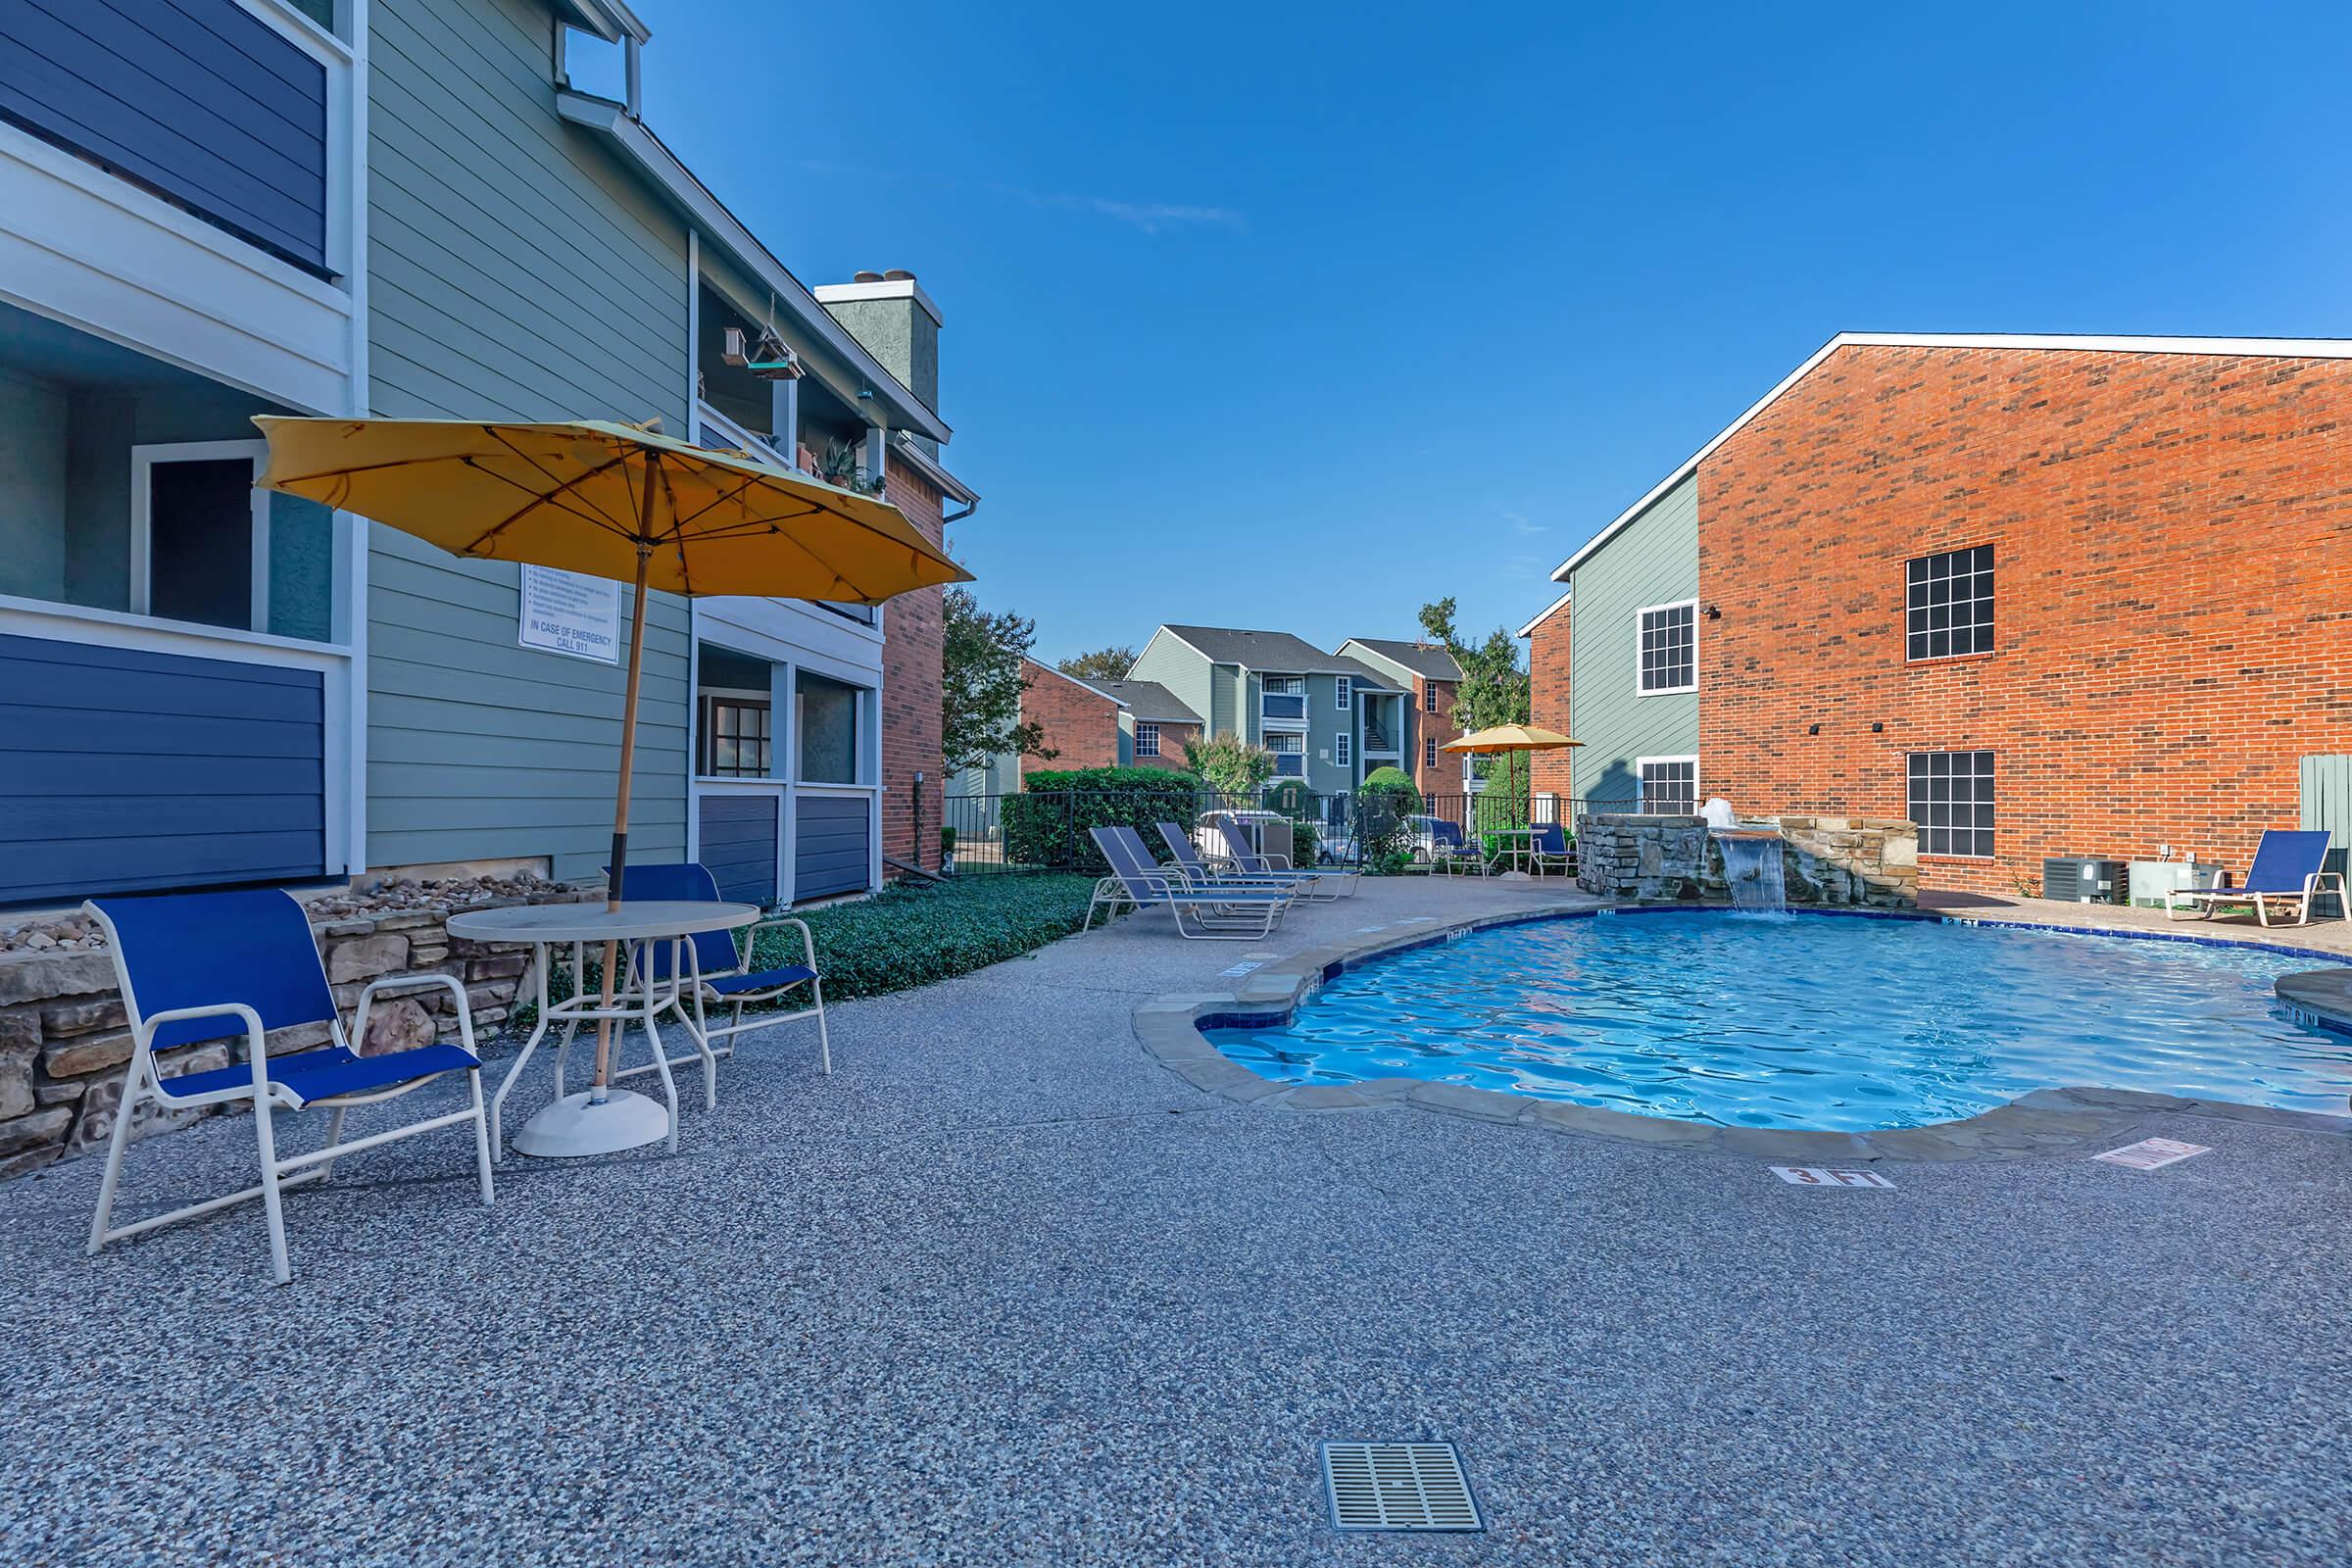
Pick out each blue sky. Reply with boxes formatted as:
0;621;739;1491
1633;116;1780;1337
620;1;2352;664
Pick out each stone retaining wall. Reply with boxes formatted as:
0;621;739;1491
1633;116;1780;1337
0;889;595;1179
1576;814;1919;907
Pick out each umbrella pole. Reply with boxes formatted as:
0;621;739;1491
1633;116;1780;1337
589;545;654;1100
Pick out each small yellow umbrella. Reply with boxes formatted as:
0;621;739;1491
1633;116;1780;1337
255;416;969;1128
1442;723;1581;755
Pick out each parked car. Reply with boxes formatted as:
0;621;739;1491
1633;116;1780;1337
1399;814;1447;866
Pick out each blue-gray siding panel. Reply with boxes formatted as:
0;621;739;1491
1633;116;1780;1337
364;0;690;883
0;0;329;270
700;795;778;906
794;795;871;900
0;632;324;903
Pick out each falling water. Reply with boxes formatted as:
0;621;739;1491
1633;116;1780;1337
1714;830;1788;914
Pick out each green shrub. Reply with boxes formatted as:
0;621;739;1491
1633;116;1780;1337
1000;765;1202;874
746;874;1107;1002
1357;765;1422;869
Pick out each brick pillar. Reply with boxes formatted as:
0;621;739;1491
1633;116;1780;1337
880;467;948;874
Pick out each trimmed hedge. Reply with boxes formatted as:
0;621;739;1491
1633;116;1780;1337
747;874;1107;1002
1000;765;1202;874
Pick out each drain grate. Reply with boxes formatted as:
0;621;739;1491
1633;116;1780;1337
1320;1442;1483;1532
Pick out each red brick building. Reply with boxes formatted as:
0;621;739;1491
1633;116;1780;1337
1017;659;1122;774
878;462;954;872
1518;594;1574;799
1530;333;2352;896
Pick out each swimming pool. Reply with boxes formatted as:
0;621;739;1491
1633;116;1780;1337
1205;911;2352;1131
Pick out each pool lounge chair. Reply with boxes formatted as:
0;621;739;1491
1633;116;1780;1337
2165;830;2345;927
1428;819;1484;876
1529;822;1576;878
1211;814;1360;899
1085;826;1294;940
1156;821;1324;891
605;862;830;1105
83;889;494;1286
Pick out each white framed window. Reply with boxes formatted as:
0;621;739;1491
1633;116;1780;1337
1909;750;1995;858
1334;675;1351;709
1906;545;1994;662
1637;755;1699;814
1335;732;1350;766
1135;721;1160;757
1424;683;1440;713
1265;731;1304;755
130;441;272;634
1424;736;1438;768
1262;674;1305;697
1635;600;1697;696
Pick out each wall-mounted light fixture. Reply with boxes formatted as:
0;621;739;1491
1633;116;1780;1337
1870;721;1885;734
1704;605;1722;619
1807;723;1820;736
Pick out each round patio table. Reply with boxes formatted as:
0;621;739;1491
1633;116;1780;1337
446;900;759;1159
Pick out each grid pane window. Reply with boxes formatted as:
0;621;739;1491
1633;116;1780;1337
1135;721;1159;757
1336;733;1350;766
703;699;771;778
1638;604;1695;694
1425;685;1440;712
1335;676;1351;709
1263;675;1304;696
1265;732;1303;754
1640;759;1696;814
1908;750;1995;857
1905;545;1994;662
1425;737;1438;767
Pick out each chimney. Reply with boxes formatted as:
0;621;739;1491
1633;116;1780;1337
811;270;942;453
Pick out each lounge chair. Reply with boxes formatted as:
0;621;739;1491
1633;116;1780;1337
1156;821;1322;891
1529;822;1576;878
603;862;830;1104
2165;830;2344;927
1084;826;1294;939
1428;819;1484;876
1210;813;1360;899
82;889;493;1286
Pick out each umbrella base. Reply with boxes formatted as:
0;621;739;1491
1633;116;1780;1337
512;1089;671;1158
1493;870;1535;883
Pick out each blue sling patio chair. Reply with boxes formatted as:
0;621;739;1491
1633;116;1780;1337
1528;822;1576;878
82;889;493;1287
1083;826;1294;940
595;861;831;1110
2165;830;2344;927
1210;813;1359;898
1155;821;1314;891
1428;819;1485;876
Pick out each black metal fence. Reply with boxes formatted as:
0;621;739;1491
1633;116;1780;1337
940;786;1697;878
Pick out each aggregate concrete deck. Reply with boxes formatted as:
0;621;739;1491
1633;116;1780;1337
2;878;2348;1567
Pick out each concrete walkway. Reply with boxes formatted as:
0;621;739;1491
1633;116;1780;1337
2;877;2347;1566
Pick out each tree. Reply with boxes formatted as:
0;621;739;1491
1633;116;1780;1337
942;587;1054;774
1418;596;1534;818
1182;733;1275;797
1057;645;1138;681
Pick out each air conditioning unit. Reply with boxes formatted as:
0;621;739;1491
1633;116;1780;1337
2042;858;2125;904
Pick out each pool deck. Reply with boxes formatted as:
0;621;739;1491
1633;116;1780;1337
3;877;2349;1565
1921;886;2352;958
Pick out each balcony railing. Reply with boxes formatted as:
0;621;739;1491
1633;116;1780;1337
698;403;876;627
1272;754;1306;777
1261;693;1304;720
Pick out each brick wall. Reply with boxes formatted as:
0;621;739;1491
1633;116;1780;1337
1408;677;1465;799
1019;658;1120;773
880;466;948;874
1528;605;1573;797
1133;719;1200;766
1697;343;2352;894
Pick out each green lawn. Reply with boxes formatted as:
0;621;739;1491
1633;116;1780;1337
746;872;1105;1003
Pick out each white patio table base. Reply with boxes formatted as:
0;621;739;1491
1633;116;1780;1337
445;900;760;1160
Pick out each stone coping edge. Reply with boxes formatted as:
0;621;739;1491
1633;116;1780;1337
1131;906;2352;1163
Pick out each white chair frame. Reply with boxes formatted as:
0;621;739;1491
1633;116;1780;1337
82;955;492;1288
681;915;832;1075
2166;868;2348;927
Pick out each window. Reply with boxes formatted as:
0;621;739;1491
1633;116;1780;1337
1135;721;1160;758
1335;675;1351;709
1425;736;1438;768
1424;683;1440;713
797;671;862;784
1335;732;1350;767
1908;750;1995;857
701;697;771;777
1262;675;1304;697
1266;730;1305;777
1906;545;1994;662
1637;601;1696;695
1639;757;1698;814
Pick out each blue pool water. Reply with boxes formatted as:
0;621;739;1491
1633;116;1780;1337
1206;912;2352;1131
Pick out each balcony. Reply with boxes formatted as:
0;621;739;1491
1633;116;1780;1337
697;402;876;628
1272;754;1306;778
1364;720;1396;754
1261;693;1305;720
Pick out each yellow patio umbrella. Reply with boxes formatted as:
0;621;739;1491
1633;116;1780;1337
254;416;969;1115
1442;723;1582;755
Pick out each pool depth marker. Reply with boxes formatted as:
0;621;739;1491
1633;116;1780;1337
1770;1166;1896;1189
